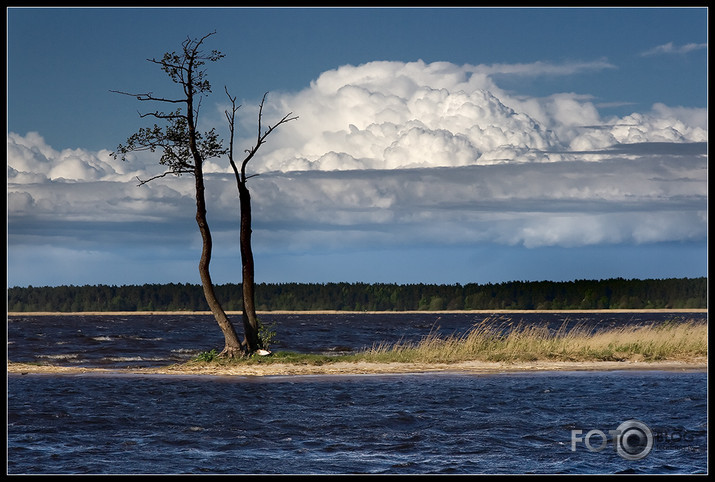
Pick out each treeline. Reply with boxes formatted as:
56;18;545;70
7;277;707;312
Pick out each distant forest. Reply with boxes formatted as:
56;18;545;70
7;278;707;312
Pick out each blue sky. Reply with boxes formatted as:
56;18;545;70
7;7;708;287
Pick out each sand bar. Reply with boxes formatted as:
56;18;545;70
7;358;707;378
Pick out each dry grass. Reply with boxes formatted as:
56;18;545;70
151;318;708;371
355;319;707;364
8;318;706;378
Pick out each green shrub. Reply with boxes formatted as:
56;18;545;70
257;319;277;350
193;348;219;362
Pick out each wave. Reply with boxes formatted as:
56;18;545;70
35;353;80;361
105;356;168;363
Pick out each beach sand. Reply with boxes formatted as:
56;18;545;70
7;358;707;378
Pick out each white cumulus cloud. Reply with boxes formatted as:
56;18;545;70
7;58;707;267
240;60;706;173
7;131;158;184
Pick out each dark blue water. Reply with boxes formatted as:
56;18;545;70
7;371;707;474
7;312;705;367
7;312;708;474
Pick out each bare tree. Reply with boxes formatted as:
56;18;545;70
224;90;297;352
112;32;246;356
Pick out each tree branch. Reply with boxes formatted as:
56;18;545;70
135;169;191;186
109;89;186;104
224;87;241;180
240;92;298;182
138;110;185;120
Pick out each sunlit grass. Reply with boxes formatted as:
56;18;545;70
355;319;707;364
188;318;707;367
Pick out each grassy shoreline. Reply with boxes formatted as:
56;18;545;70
358;319;707;363
9;319;707;377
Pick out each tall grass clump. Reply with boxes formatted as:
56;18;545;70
357;318;707;364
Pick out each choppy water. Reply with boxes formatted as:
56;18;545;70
7;312;708;474
7;311;705;367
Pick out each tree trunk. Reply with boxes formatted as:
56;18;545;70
195;167;244;356
185;65;243;357
238;180;260;352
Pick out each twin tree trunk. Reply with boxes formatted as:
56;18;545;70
194;144;260;356
114;33;291;357
196;173;259;356
193;154;259;355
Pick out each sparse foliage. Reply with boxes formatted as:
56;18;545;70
112;31;297;356
112;32;228;185
112;31;244;356
257;320;278;351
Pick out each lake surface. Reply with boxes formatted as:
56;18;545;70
7;312;708;474
7;311;706;367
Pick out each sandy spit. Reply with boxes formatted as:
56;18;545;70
7;359;707;378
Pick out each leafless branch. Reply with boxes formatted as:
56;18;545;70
135;169;189;186
138;111;184;120
224;87;241;180
240;92;298;182
194;96;203;127
109;89;185;104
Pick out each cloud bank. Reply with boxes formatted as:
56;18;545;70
7;59;708;276
251;60;705;172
